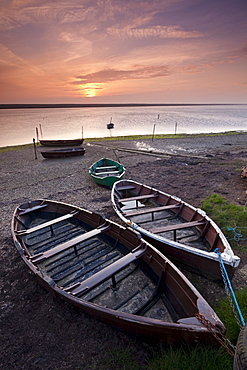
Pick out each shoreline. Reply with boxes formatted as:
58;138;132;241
1;130;246;152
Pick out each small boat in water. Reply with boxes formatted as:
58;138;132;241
12;199;226;345
107;117;114;130
40;147;85;158
39;138;84;146
111;180;240;281
107;123;114;129
89;158;126;188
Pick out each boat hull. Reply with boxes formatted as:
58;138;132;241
40;139;83;146
89;158;126;188
12;199;225;345
111;180;240;281
41;147;85;158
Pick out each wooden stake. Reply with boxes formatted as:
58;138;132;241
39;124;43;139
36;127;39;143
33;138;37;160
152;124;156;141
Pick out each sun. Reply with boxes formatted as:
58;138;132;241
81;83;101;97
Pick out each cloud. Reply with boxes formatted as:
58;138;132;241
0;43;44;75
73;65;170;84
0;3;96;30
107;25;205;39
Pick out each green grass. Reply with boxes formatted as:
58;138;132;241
0;143;33;153
146;345;233;370
99;343;234;369
215;287;247;343
201;194;247;251
86;130;243;143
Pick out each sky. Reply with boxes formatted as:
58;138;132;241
0;0;246;104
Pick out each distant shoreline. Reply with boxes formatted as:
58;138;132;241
0;103;244;109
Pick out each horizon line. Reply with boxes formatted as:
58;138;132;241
0;103;245;109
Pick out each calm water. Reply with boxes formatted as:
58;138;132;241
0;105;246;147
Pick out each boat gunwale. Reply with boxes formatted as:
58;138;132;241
111;180;240;268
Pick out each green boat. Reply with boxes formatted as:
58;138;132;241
89;158;126;188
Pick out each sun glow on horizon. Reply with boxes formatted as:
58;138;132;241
76;83;103;98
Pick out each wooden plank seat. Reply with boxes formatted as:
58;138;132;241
118;193;159;203
66;245;147;296
18;204;48;216
148;219;206;234
116;185;136;191
16;210;79;236
30;224;110;264
95;170;120;175
95;165;118;171
124;204;180;217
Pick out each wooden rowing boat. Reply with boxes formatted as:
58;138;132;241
12;199;226;345
111;180;240;281
89;158;126;188
39;138;84;146
40;147;85;158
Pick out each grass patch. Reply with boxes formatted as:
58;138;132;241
215;287;247;343
0;143;33;153
97;346;141;370
201;194;247;250
146;345;233;370
86;131;244;143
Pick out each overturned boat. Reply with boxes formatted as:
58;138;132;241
12;199;226;345
111;179;240;281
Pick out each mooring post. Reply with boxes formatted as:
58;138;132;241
33;138;37;160
152;123;156;141
175;122;178;135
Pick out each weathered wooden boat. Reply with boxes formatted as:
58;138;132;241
111;180;240;281
89;158;126;188
39;138;84;146
40;147;85;158
12;199;226;345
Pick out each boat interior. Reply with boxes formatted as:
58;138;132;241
114;183;219;252
14;203;200;324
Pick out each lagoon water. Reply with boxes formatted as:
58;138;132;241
0;104;246;147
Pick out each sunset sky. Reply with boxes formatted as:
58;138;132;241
0;0;246;104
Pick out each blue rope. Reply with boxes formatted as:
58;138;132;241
214;248;245;327
222;226;247;242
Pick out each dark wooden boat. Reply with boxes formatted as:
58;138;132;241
40;147;85;158
107;123;114;129
39;138;84;146
107;117;114;129
111;180;240;281
12;199;226;345
89;158;126;188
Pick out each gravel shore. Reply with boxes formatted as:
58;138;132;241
1;132;247;369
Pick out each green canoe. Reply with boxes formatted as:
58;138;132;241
89;158;126;188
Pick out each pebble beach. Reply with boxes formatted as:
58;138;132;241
1;132;247;369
